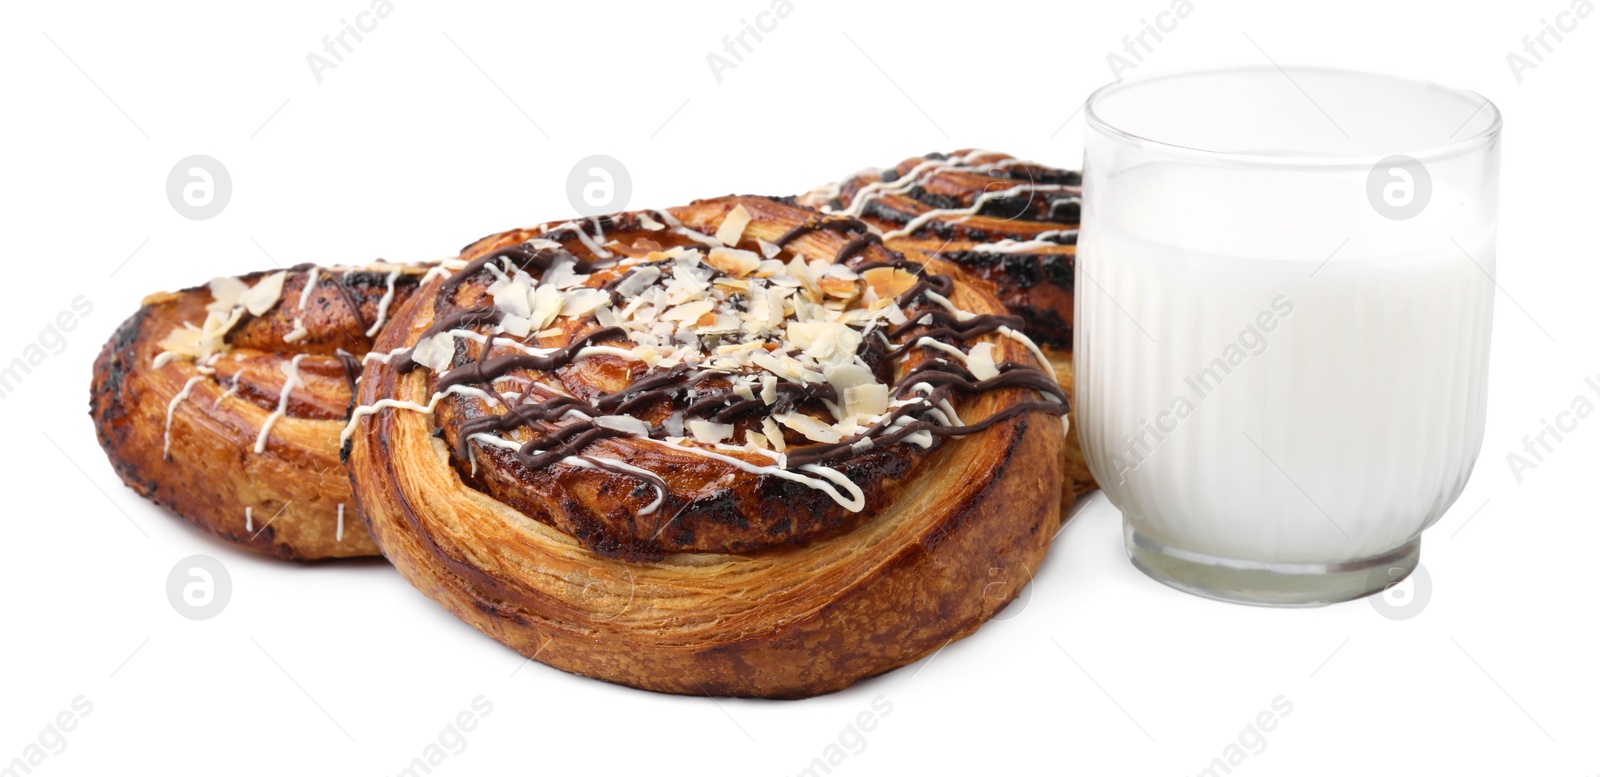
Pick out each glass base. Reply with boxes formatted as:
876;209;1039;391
1124;520;1420;607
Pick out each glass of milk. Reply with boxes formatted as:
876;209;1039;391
1076;67;1500;605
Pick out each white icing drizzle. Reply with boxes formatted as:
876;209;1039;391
443;385;502;407
466;411;673;518
441;329;550;356
642;205;727;248
544;220;614;259
484;260;511;284
163;376;206;459
336;503;345;542
907;380;965;429
999;326;1057;380
800;179;842;207
245;506;253;532
907;337;970;363
469;432;521;450
562;455;665;516
255;354;307;454
284;268;320;344
673;224;723;248
362;346;412;365
937;397;964;426
642;436;865;512
341;397;440;445
836;150;1004;217
966;231;1080;253
884;183;1078;241
646;208;684;228
799;463;867;503
920;290;1056;379
921;290;970;320
890;415;935;449
840;157;980;216
365;269;402;337
419;258;470;286
338;384;508;446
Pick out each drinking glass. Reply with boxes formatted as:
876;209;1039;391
1075;67;1501;605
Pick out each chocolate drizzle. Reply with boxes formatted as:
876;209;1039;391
886;311;1021;357
422;252;1061;459
439;244;604;300
355;202;1071;556
773;217;872;248
434;327;625;391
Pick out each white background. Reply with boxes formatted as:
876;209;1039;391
2;0;1596;774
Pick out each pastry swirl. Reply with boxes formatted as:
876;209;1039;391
345;196;1068;697
804;150;1095;500
90;262;426;559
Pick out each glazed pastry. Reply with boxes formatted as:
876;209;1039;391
344;196;1069;697
802;150;1095;501
91;262;427;559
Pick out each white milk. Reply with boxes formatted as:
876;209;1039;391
1076;162;1496;563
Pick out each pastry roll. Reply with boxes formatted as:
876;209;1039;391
90;262;426;559
344;196;1069;697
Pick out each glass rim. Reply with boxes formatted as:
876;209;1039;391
1084;65;1502;168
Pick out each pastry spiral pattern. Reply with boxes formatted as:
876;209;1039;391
344;195;1069;697
90;262;425;559
803;149;1096;501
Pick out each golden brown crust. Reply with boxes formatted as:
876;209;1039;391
89;264;425;560
347;196;1066;697
1049;349;1096;506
